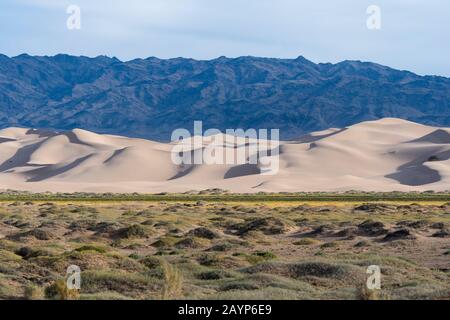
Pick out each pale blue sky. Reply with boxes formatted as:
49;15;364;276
1;0;449;76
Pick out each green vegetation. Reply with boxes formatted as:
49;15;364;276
0;197;448;300
0;190;449;202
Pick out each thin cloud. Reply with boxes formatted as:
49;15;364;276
0;0;449;76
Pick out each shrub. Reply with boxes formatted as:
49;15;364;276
237;217;287;235
197;270;230;280
197;254;223;267
320;242;339;249
220;282;260;291
74;245;107;254
208;243;234;252
116;224;148;239
81;270;158;293
244;261;359;281
187;227;220;240
357;285;380;300
27;228;54;240
175;237;204;249
45;279;79;300
24;285;44;300
293;238;319;246
151;236;179;249
382;229;416;242
161;260;183;299
140;256;163;269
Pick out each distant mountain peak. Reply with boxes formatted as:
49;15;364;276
0;54;449;141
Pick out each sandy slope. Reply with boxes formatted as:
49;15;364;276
0;118;448;193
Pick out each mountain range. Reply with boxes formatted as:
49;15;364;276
1;54;450;140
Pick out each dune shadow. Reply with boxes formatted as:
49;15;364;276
385;166;441;186
407;129;450;145
224;164;261;179
26;155;92;182
384;149;450;186
0;137;16;144
25;129;58;138
169;164;196;180
103;147;127;164
385;144;450;186
0;140;48;172
62;131;93;147
290;128;347;144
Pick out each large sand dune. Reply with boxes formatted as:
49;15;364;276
0;118;448;193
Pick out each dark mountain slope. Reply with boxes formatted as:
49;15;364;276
0;54;449;140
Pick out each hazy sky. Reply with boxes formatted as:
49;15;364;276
1;0;449;76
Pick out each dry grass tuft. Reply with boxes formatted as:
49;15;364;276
161;260;183;299
45;279;80;300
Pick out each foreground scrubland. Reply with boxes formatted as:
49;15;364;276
0;197;449;300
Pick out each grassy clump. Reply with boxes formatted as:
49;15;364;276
245;251;277;264
236;217;287;236
320;242;339;249
74;245;108;254
293;238;320;246
196;270;232;280
116;224;149;239
81;270;159;296
45;279;80;300
151;236;179;249
161;260;183;299
23;284;44;300
243;261;361;282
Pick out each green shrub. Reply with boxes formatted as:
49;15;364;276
74;245;107;254
24;284;44;300
197;270;231;280
320;242;339;249
117;224;148;239
293;238;319;246
45;279;79;300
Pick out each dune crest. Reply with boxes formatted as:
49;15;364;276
0;118;448;193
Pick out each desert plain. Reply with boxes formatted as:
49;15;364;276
0;193;449;300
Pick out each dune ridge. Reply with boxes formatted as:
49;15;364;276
0;118;448;193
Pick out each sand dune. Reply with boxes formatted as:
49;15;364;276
0;118;448;193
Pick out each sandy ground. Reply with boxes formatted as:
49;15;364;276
0;118;449;193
